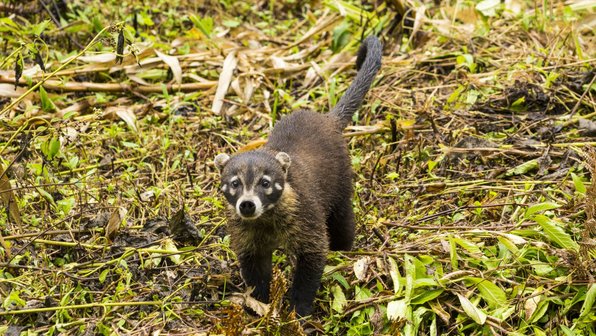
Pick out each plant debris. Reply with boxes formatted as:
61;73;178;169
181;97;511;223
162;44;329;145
0;0;594;335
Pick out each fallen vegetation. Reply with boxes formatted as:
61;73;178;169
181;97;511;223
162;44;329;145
0;0;595;335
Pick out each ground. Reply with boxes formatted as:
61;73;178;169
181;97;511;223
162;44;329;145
0;0;595;335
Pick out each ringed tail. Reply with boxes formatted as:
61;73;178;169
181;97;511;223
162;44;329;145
330;35;383;129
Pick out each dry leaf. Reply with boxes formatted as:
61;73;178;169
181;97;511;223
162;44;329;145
238;139;267;152
115;107;138;132
212;51;237;115
229;290;271;316
105;207;126;241
0;164;22;230
155;50;182;84
353;257;370;281
524;294;540;319
0;84;27;98
78;53;117;63
269;56;290;69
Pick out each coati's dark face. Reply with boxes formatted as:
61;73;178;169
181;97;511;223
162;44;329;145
214;151;291;220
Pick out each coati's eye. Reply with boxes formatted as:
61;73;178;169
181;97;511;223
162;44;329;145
260;179;270;188
231;180;240;188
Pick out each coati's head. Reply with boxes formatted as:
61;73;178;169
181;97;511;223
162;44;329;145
214;151;291;220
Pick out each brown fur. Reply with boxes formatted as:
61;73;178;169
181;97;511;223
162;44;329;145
214;36;382;317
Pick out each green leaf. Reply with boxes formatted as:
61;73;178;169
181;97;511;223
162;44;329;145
466;277;507;307
121;141;139;148
404;254;415;302
99;269;110;283
331;284;347;313
388;257;402;294
453;237;484;258
529;300;549;323
447;85;466;103
533;215;579;251
161;239;181;264
570;173;586;194
504;159;539;177
449;235;458;270
524;202;560;219
30;20;51;36
222;19;240;28
331;21;351;53
39;86;56;112
48;137;60;160
190;15;213;38
411;289;444;305
457;294;487;325
331;272;350;290
579;283;596;319
559;325;576;336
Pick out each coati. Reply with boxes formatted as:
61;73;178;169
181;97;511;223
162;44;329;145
214;36;382;317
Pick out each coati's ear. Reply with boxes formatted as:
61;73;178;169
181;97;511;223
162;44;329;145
214;153;230;170
275;152;291;174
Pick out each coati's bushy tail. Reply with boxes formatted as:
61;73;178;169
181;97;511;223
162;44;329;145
331;35;382;129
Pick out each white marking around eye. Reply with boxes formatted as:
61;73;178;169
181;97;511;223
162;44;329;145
274;182;283;191
229;176;239;196
264;187;273;195
262;175;271;182
221;183;228;192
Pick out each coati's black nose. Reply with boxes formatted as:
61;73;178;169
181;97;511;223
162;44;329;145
239;200;256;216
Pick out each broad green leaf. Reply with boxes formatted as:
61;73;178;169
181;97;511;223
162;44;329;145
331;272;350;290
99;269;110;283
570;173;586;194
524;202;560;219
579;283;596;319
559;325;576;336
190;15;213;38
48;137;60;160
412;306;429;335
388;257;402;294
466;277;507;307
404;254;415;301
529;300;549;323
413;278;438;288
411;289;444;305
447;85;466;103
449;236;458;270
453;237;483;257
533;215;579;251
331;284;346;313
457;294;487;325
497;236;519;254
387;299;407;321
504;159;539;177
39;86;56;112
30;20;51;36
222;19;240;28
161;239;181;264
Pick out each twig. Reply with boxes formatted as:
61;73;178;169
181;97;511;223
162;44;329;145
0;23;120;117
0;301;163;316
0;75;217;93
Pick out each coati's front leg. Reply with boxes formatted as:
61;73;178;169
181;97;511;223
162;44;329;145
289;252;326;317
238;250;273;303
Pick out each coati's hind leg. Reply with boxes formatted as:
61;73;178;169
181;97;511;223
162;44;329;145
327;198;356;251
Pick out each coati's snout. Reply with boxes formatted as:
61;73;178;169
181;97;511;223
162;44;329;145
214;151;291;220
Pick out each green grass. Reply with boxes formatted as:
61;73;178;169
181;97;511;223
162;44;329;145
0;0;595;335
